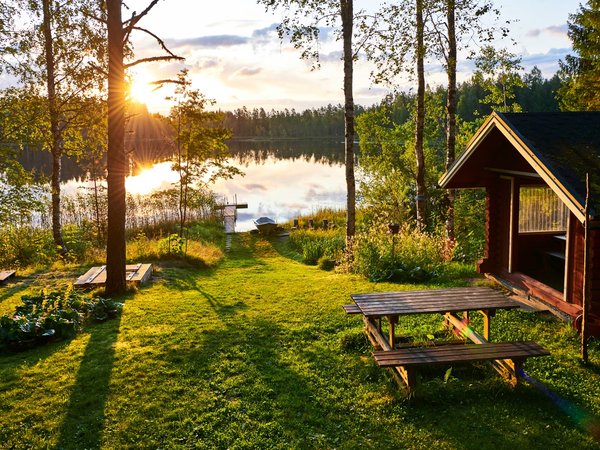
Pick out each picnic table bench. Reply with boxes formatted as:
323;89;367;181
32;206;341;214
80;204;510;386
372;341;549;390
344;286;550;393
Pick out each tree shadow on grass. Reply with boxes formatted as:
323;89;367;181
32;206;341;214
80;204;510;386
160;318;342;447
0;272;43;306
55;295;129;450
392;365;600;449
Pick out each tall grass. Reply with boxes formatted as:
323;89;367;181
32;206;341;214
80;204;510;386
288;229;345;266
350;224;446;282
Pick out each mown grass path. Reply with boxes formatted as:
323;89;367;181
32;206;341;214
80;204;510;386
1;235;599;449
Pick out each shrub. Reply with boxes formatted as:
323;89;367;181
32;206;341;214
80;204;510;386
350;224;445;282
158;233;185;256
317;255;336;271
288;229;345;267
62;222;95;262
0;227;56;268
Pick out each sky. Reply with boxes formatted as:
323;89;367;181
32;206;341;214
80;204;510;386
126;0;580;114
10;0;584;114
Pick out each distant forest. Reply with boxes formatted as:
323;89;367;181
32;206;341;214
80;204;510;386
23;65;560;179
221;67;562;139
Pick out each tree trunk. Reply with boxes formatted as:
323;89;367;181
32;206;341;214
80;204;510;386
105;0;127;295
341;0;356;241
444;0;457;256
414;0;427;230
42;0;66;256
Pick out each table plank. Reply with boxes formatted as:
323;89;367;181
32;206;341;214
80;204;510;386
351;287;520;318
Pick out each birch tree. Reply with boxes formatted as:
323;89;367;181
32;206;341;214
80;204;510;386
164;70;238;237
258;0;364;241
367;0;507;233
0;0;105;256
426;0;506;253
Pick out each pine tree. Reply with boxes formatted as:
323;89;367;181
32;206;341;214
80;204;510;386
559;0;600;110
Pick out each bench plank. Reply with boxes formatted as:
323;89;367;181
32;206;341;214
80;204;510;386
373;341;549;368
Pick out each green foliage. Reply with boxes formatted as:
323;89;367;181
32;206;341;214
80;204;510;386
350;224;445;282
0;226;56;268
472;45;525;112
0;222;100;268
0;161;46;227
0;289;122;351
357;90;446;229
187;219;225;243
452;189;486;262
558;0;600;110
167;69;240;235
62;223;95;262
158;234;185;256
317;255;336;271
288;229;345;266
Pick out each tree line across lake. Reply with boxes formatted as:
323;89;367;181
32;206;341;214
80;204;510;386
221;66;561;140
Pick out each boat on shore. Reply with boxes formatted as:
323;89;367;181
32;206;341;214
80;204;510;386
254;216;277;235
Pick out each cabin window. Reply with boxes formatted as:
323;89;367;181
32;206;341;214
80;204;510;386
519;186;568;233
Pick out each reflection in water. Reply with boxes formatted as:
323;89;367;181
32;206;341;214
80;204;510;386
227;139;346;166
213;154;346;231
20;140;349;232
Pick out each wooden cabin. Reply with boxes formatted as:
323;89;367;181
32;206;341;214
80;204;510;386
440;111;600;335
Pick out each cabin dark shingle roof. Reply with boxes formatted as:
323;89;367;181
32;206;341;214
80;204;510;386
498;111;600;217
440;111;600;220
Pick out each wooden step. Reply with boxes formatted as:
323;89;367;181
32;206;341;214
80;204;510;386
0;270;16;283
342;304;362;314
372;341;549;368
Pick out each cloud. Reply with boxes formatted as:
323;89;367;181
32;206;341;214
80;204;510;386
166;35;249;50
521;47;571;74
252;23;279;39
191;58;221;71
244;183;267;191
355;86;390;98
319;51;342;63
526;24;568;38
233;67;263;77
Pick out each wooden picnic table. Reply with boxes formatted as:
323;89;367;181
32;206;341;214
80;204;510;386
351;286;521;348
346;286;548;392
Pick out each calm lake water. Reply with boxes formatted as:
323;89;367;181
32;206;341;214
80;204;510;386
47;140;349;232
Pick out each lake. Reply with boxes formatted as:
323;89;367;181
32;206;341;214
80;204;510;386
30;140;350;232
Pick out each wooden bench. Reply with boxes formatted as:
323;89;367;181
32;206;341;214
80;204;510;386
0;270;16;283
372;341;549;391
342;304;362;314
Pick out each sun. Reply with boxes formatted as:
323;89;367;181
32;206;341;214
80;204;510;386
125;162;179;195
127;74;157;104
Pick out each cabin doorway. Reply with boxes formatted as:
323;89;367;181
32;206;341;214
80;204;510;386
516;185;569;293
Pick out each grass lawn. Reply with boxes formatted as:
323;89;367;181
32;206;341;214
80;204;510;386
1;234;600;449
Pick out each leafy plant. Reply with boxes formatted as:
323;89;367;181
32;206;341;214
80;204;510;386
0;289;123;352
158;233;185;256
288;228;345;268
